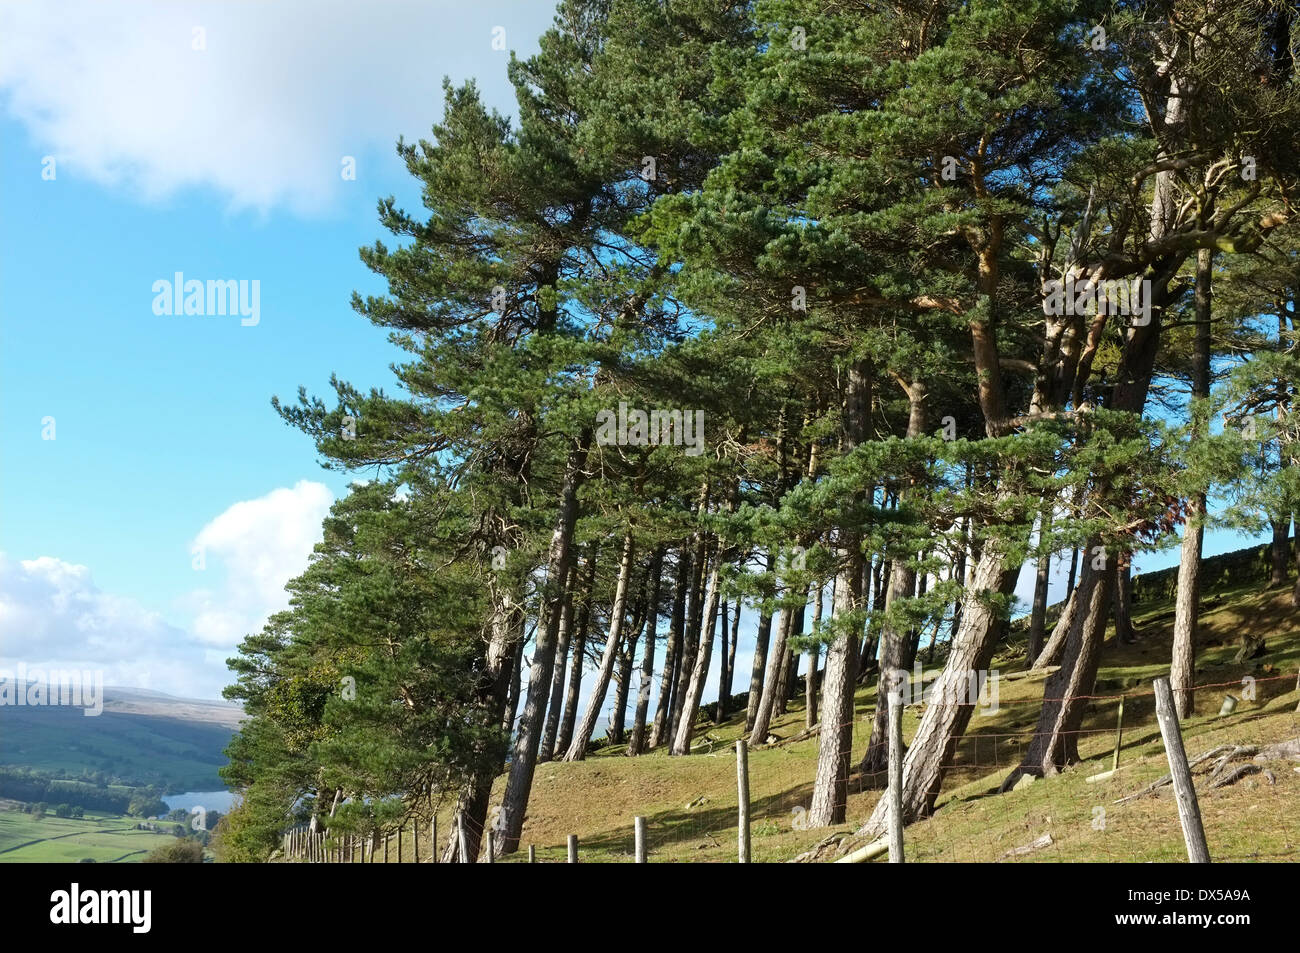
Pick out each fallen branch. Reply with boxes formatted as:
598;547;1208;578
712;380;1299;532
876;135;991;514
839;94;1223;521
1207;746;1258;783
999;833;1053;861
832;835;889;864
1208;763;1261;789
1114;744;1235;804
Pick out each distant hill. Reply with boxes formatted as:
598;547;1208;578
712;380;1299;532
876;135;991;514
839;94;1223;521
0;687;242;793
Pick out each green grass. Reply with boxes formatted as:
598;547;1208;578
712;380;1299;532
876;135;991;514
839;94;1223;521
308;561;1300;864
0;808;186;863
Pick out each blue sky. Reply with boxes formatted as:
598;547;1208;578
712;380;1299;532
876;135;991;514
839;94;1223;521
0;1;556;698
0;1;1274;708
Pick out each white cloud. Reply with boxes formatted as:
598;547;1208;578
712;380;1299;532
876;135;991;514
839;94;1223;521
0;0;543;215
0;480;334;699
0;552;216;697
183;479;333;648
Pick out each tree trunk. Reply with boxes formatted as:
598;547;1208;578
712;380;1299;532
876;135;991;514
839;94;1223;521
1032;585;1076;669
671;542;727;755
857;539;1021;838
749;595;794;743
1172;246;1213;718
609;635;636;746
627;549;664;755
564;527;637;761
1114;551;1137;645
724;596;740;714
1293;511;1300;608
1065;546;1080;596
806;581;824;730
669;500;710;741
496;432;590;854
745;554;775;729
861;557;918;777
540;573;581;762
649;549;689;749
554;560;594;758
442;582;527;862
504;635;526;734
862;377;925;777
609;583;647;746
808;358;870;827
1027;505;1053;664
1010;552;1116;782
902;559;927;673
1269;517;1291;587
714;595;730;724
777;624;802;713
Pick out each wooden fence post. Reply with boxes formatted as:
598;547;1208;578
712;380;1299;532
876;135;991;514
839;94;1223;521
413;819;419;864
528;844;536;863
888;690;905;863
634;816;647;863
398;826;404;863
384;832;390;863
567;834;578;863
431;816;437;864
1153;677;1211;863
735;740;751;863
487;830;496;864
458;814;469;864
1112;694;1126;772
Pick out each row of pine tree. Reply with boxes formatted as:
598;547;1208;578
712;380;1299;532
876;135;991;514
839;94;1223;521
216;0;1300;862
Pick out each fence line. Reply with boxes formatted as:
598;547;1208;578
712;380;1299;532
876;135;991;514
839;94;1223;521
278;668;1298;863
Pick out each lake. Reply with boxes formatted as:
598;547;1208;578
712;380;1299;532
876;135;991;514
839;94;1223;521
162;790;239;813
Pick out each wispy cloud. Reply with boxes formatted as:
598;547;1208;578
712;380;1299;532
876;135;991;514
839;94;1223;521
0;0;540;215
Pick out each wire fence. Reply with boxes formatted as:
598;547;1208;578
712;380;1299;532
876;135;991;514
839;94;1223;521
281;670;1299;863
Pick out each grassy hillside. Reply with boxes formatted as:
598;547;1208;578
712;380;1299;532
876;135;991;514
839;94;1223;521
391;546;1299;863
0;688;241;792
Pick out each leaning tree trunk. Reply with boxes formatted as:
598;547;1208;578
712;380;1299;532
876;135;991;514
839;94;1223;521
496;432;590;854
1032;585;1077;669
714;597;731;725
860;557;918;777
749;594;795;744
609;588;647;746
1172;246;1213;718
669;512;709;741
808;358;870;827
541;568;584;762
777;619;803;713
1007;551;1116;784
1027;504;1053;664
554;564;595;758
857;534;1022;837
862;377;925;778
627;549;664;755
649;549;689;748
503;635;526;734
671;542;727;755
564;527;638;762
745;553;776;729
